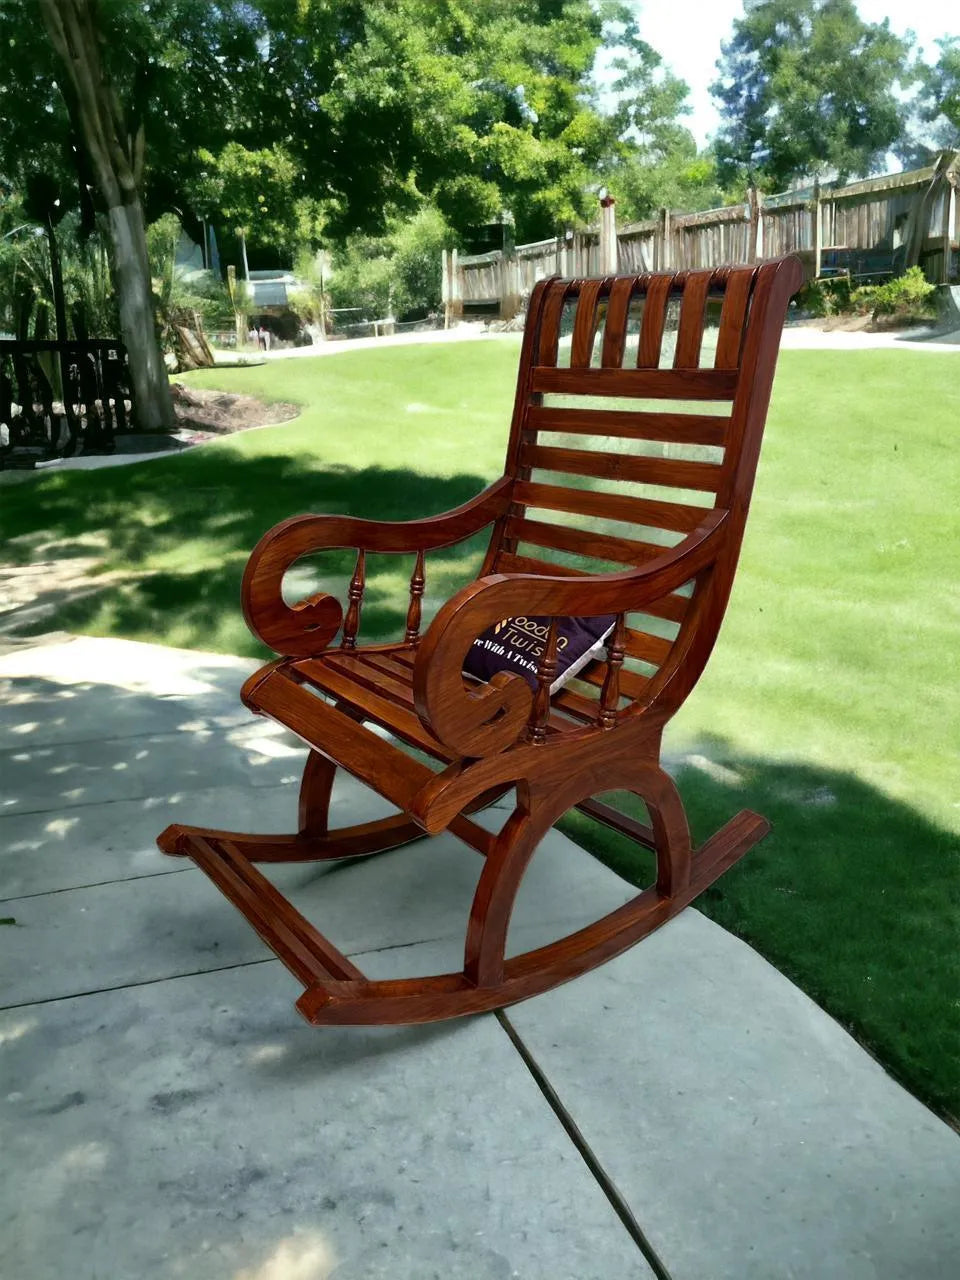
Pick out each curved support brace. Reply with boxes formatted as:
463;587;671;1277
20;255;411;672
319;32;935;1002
463;761;692;990
414;509;730;757
241;477;514;657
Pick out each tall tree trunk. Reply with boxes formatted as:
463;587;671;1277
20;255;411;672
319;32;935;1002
38;0;173;432
108;200;171;429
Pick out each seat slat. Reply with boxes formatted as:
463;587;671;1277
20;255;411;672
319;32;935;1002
528;404;729;447
292;659;451;760
531;365;738;401
506;515;663;567
512;479;712;534
521;442;723;493
673;270;713;369
248;668;435;809
714;268;756;369
323;652;418;710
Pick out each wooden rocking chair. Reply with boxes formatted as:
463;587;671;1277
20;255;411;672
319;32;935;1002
159;256;803;1025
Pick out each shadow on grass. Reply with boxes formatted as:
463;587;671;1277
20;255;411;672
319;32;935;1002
0;453;492;656
560;741;960;1126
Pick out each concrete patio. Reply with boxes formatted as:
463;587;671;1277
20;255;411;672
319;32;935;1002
1;636;957;1279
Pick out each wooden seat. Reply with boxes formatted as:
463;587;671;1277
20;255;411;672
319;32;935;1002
159;257;804;1026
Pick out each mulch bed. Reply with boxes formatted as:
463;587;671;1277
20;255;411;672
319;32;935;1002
171;383;300;436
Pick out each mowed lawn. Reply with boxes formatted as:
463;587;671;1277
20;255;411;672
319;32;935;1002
2;338;958;1121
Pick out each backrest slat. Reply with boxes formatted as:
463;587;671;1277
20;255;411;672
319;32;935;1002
673;270;713;369
600;275;641;367
714;267;756;369
637;272;675;368
570;278;606;367
504;515;664;567
530;366;738;400
527;405;729;448
512;480;711;534
519;442;723;494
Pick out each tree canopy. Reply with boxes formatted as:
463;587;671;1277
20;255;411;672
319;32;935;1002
711;0;916;191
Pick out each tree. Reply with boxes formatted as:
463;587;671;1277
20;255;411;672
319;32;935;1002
711;0;915;191
34;1;172;429
920;38;960;149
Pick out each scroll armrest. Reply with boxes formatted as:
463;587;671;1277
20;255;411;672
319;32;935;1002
413;509;730;757
241;478;513;656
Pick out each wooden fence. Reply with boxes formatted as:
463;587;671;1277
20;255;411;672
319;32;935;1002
449;152;960;316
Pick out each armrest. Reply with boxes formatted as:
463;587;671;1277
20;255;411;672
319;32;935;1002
241;478;513;656
413;509;730;757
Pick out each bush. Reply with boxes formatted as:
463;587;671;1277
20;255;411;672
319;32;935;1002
798;275;854;317
328;206;452;322
853;267;937;321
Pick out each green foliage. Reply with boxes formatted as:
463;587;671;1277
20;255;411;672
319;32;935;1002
853;267;938;322
712;0;916;190
328;206;452;321
147;213;235;351
190;143;304;258
798;275;854;317
917;37;960;150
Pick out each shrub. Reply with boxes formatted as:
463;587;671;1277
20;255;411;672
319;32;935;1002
853;266;937;321
328;206;452;322
799;275;854;317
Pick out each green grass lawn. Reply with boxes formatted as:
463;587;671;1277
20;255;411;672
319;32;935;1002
2;339;958;1122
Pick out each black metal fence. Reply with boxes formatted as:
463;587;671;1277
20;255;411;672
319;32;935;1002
0;339;133;469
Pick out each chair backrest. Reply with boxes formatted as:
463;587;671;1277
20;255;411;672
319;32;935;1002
484;258;803;723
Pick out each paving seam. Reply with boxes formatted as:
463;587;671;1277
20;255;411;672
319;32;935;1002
496;1008;674;1280
0;932;455;1013
0;720;250;752
0;865;191;905
0;774;300;819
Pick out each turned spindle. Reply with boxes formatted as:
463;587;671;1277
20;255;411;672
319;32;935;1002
598;613;626;729
341;549;365;649
404;550;426;644
529;618;559;744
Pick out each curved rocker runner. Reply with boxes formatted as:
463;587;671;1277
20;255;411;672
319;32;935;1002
158;256;804;1026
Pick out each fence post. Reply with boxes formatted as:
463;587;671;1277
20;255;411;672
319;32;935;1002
942;179;956;283
747;186;763;262
599;193;618;273
812;178;822;279
656;208;671;269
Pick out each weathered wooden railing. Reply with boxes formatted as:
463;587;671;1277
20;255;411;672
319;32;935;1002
0;339;133;469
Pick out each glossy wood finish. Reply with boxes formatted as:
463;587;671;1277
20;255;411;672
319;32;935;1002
159;257;803;1026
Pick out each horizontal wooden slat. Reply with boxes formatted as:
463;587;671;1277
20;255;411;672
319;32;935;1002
277;660;450;768
552;686;603;723
507;515;663;567
531;365;738;401
521;442;723;493
495;551;590;578
575;662;651;702
323;652;417;711
623;627;674;666
528;404;729;447
513;480;711;534
493;549;694;625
